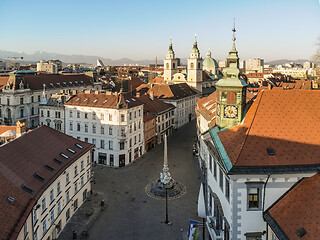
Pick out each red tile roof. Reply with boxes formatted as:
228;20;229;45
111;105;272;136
265;173;320;240
65;91;143;109
0;126;93;239
137;94;175;115
218;90;320;167
151;77;164;84
196;92;217;127
136;83;200;100
0;76;9;90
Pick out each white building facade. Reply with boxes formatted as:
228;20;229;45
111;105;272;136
65;91;144;167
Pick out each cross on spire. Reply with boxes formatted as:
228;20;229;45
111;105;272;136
232;18;236;42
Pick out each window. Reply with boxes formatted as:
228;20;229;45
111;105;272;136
245;233;262;240
120;142;124;150
213;161;217;180
42;198;46;212
129;124;132;133
85;137;88;143
81;160;84;170
50;189;54;203
134;136;136;145
20;97;24;104
20;108;24;118
84;113;88;119
24;222;27;238
50;209;55;224
34;229;38;240
7;98;10;105
121;114;125;122
134;111;136;118
42;219;47;235
31;107;34;115
219;169;223;191
129;112;132;120
138;109;141;116
109;126;113;135
109;141;113;150
77;123;80;131
57;182;61;195
101;140;105;149
87;156;90;166
81;175;84;186
74;199;78;211
87;170;90;180
138;134;141;142
225;178;230;201
33;209;37;226
66;172;70;185
85;124;88;132
69;110;73;118
227;91;236;104
66;208;70;221
31;96;34;103
70;122;73;131
47;111;50;117
224;221;230;240
209;155;212;173
74;166;78;177
129;139;132;147
92;112;96;120
247;183;263;210
57;200;61;214
101;113;104;120
66;190;70;202
92;124;96;133
109;114;113;121
77;111;80;118
74;182;78;193
101;126;105;134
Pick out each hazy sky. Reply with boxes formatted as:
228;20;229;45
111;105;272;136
0;0;319;61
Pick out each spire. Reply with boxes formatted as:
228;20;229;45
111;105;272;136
191;34;200;55
167;37;174;55
231;18;237;52
193;33;198;49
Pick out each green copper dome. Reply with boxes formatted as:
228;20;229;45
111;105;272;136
203;51;219;68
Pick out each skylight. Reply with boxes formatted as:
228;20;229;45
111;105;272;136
68;148;76;154
84;98;88;102
93;99;97;103
60;153;69;159
21;185;34;194
45;165;55;171
131;98;136;101
126;100;130;103
267;148;275;156
33;173;45;182
54;158;62;165
75;143;83;149
103;100;107;104
76;98;80;101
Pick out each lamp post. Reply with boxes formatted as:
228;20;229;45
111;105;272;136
165;183;169;224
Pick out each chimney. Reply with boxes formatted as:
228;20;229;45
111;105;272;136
16;121;26;138
136;92;140;98
149;90;154;100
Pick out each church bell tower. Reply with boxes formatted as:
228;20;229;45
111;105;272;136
187;35;203;92
163;38;178;83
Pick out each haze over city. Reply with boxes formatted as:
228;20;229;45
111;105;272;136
1;0;320;61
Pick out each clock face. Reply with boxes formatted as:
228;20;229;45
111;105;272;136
224;105;238;118
216;103;220;116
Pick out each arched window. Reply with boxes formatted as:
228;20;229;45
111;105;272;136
109;126;113;135
85;124;88;132
227;92;236;104
7;108;11;118
166;63;169;69
190;63;194;68
77;123;81;131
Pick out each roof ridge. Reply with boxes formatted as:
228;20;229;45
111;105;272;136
233;90;265;166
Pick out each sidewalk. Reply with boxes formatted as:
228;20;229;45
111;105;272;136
58;186;105;240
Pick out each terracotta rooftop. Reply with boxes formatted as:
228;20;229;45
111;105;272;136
137;93;175;115
65;91;143;109
196;92;217;128
0;126;93;239
136;83;200;100
218;90;320;168
150;77;164;84
264;173;320;240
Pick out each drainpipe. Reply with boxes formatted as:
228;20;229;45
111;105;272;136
262;174;271;216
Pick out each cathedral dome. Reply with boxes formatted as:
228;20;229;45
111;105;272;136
203;51;219;68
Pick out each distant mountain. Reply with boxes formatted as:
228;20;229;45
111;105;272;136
0;50;155;66
265;59;311;65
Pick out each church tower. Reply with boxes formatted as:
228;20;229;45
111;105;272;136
215;23;248;129
163;38;178;83
187;35;203;92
